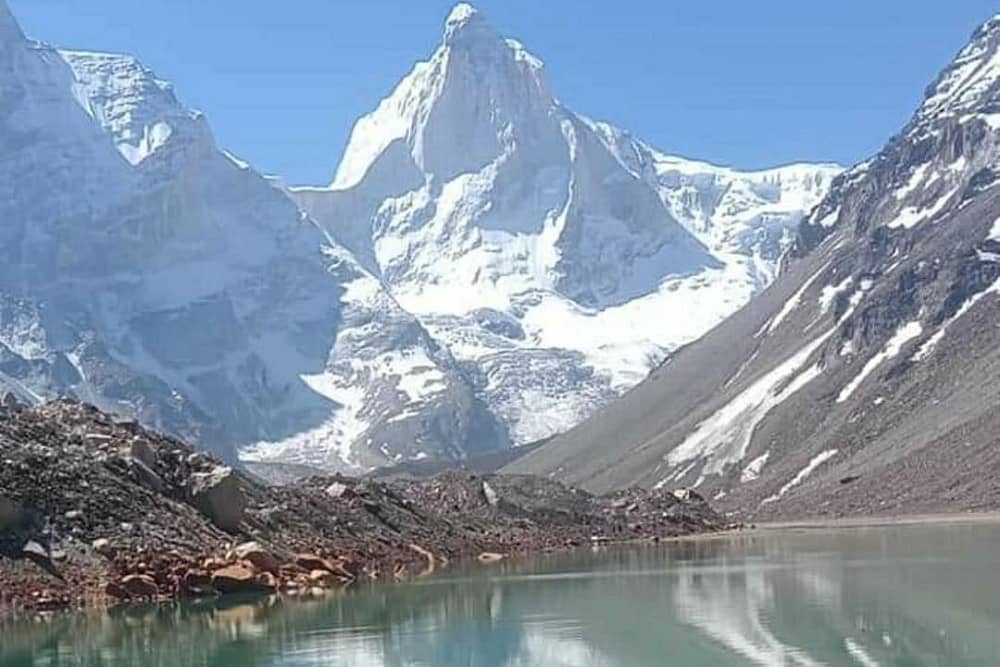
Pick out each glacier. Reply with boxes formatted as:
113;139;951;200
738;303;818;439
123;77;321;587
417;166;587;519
0;0;839;471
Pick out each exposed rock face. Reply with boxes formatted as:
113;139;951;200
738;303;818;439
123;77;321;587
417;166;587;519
509;14;1000;520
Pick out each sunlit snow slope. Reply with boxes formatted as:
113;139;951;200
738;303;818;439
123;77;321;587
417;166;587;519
296;4;841;445
0;0;506;472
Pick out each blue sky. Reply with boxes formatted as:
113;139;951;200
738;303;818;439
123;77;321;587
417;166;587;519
8;1;998;184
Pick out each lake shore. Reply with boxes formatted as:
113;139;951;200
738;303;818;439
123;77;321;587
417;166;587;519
0;400;726;618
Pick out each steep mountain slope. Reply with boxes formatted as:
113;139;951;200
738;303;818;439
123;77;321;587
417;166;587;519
0;0;504;471
296;3;840;445
508;15;1000;519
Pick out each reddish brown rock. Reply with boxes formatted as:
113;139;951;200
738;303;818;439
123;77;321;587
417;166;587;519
233;542;281;573
120;574;159;598
210;565;275;595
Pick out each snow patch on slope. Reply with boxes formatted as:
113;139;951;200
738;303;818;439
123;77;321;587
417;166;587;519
837;321;923;402
762;449;839;505
662;329;832;482
914;277;1000;360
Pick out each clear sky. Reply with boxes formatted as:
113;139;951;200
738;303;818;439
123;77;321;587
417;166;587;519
8;1;998;185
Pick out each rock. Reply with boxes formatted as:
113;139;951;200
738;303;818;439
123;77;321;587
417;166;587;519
105;580;130;600
294;553;332;572
210;565;276;595
325;481;348;498
202;557;228;571
482;481;499;507
188;466;246;532
233;542;281;573
308;569;340;587
130;458;165;493
64;510;82;520
671;488;705;502
181;570;214;596
120;574;158;598
0;495;22;529
91;538;113;556
22;540;49;561
0;392;22;410
477;552;505;563
129;438;158;470
338;558;363;578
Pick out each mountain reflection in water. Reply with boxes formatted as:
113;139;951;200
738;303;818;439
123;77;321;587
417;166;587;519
3;523;1000;666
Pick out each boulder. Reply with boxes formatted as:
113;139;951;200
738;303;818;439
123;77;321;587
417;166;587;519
294;553;355;580
325;481;349;499
294;553;332;572
482;481;499;507
130;458;165;493
477;552;505;563
91;538;113;556
0;392;22;410
671;488;705;503
308;569;340;587
181;570;214;596
120;574;159;598
0;495;22;530
188;466;245;532
22;540;49;562
233;542;281;573
210;565;276;595
129;438;158;470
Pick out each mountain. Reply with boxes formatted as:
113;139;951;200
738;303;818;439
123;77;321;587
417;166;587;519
0;0;504;471
0;0;838;474
294;3;840;447
507;15;1000;519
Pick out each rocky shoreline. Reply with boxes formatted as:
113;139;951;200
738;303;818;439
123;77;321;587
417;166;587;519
0;399;727;616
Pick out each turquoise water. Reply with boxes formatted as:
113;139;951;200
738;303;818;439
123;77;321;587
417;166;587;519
3;523;1000;666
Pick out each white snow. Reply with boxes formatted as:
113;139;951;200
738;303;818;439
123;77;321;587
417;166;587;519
914;276;1000;361
665;329;833;479
818;276;853;315
988;215;1000;242
887;186;959;229
295;5;840;448
762;449;838;504
766;262;830;334
919;17;1000;121
894;162;933;201
740;451;770;483
837;321;923;402
0;0;846;470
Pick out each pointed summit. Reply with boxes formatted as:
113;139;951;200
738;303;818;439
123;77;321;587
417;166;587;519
442;3;500;48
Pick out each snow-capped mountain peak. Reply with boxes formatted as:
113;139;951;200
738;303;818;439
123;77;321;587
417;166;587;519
443;3;497;47
331;3;553;192
297;5;840;450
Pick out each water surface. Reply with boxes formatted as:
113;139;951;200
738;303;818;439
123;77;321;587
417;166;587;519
3;522;1000;666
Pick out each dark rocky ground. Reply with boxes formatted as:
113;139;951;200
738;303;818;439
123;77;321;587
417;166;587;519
0;399;726;616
